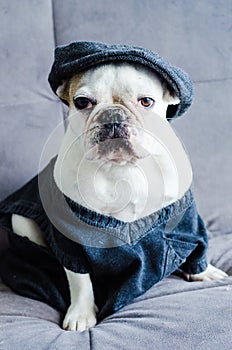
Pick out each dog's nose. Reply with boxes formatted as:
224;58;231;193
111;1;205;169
97;108;128;124
98;123;129;142
104;123;115;138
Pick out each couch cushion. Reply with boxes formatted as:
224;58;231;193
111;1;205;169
0;1;56;105
0;0;65;203
174;80;232;237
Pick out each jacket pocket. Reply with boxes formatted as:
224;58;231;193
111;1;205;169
162;235;197;279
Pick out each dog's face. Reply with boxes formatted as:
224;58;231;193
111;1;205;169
57;63;180;164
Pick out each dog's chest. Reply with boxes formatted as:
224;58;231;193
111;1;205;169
71;161;173;222
55;153;182;222
93;164;147;220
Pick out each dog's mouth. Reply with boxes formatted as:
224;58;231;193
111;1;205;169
83;105;151;163
85;122;149;163
96;122;135;162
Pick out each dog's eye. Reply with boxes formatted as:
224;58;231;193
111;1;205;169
138;97;155;108
73;97;94;110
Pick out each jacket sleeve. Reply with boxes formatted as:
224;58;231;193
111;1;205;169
176;199;208;274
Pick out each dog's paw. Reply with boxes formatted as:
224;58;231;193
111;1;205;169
184;263;228;282
63;303;98;332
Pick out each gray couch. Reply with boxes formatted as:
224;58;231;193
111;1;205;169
0;1;232;349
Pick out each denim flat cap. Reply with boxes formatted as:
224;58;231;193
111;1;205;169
48;41;193;120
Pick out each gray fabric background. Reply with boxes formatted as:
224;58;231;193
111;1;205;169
0;1;231;349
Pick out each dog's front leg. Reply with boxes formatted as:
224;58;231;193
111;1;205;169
63;268;98;331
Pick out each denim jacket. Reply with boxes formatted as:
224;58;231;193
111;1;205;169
0;157;208;321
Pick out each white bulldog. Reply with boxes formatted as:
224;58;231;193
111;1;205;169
11;62;227;331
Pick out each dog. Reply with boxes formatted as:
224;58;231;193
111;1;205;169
9;59;228;332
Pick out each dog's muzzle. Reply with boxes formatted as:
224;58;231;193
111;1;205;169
84;105;148;162
96;107;129;143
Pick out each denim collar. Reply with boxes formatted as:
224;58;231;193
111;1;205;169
39;157;194;247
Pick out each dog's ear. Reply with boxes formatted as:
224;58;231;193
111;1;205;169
56;80;70;104
162;82;180;105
